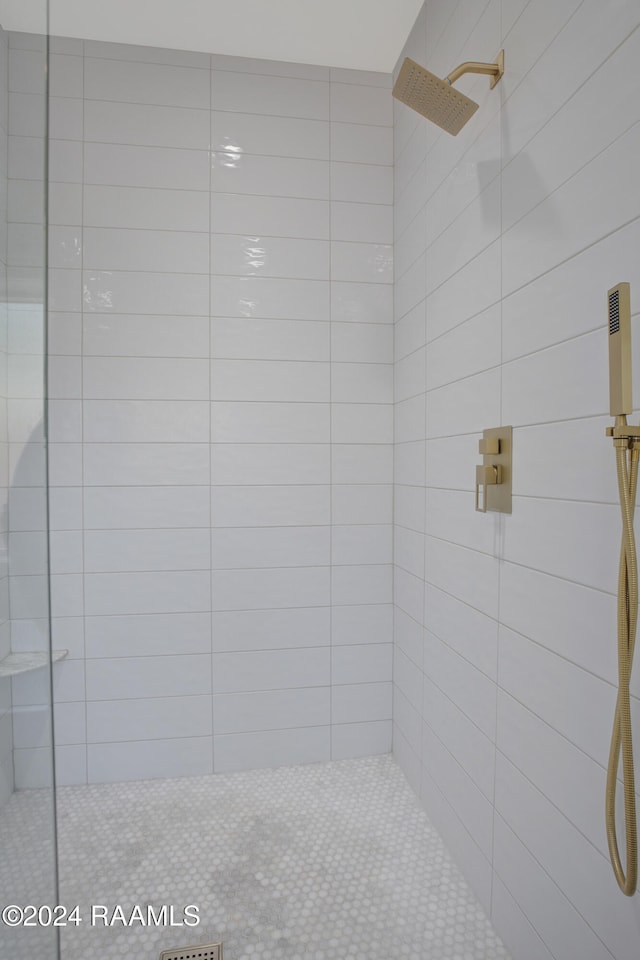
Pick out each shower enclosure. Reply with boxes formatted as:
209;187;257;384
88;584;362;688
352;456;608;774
1;1;637;958
0;3;60;959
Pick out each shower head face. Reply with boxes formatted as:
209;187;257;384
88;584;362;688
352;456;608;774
392;57;479;135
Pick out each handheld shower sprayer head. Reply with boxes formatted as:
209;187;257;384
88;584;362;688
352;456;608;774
392;51;504;135
608;282;632;416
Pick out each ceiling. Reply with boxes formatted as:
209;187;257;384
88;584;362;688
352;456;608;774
0;0;424;73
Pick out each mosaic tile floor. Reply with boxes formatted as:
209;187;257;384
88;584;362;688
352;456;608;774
0;755;510;960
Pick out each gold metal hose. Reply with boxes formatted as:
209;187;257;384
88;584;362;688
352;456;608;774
606;414;638;895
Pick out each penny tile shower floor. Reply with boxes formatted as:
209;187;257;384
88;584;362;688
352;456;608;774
0;755;510;959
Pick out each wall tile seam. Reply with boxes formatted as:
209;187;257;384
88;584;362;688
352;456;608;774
70;95;392;127
494;701;640;819
502;13;640;171
76;719;392;745
75;270;392;283
79;645;387;659
505;322;640;371
504;122;640;246
393;296;428;327
76;144;392;170
488;821;618;960
421;713;496;806
80;685;386;701
494;555;619;600
391;718;420;758
394;248;429;285
503;323;639;368
492;748;639;897
420;756;493;862
503;211;640;306
393;645;422;672
495;620;638;702
416;636;498;698
423;531;502;562
424;306;503;349
509;492;624;508
422;670;497;747
418;363;501;397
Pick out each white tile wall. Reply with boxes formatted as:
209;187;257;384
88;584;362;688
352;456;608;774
6;37;395;787
393;3;640;960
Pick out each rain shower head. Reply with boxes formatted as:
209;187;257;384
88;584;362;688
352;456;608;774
392;51;504;136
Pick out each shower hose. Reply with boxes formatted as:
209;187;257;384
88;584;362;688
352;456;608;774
606;415;639;896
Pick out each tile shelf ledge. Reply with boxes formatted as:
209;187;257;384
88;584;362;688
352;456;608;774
0;650;68;679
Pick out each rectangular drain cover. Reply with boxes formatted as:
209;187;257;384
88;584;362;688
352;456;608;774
159;944;222;960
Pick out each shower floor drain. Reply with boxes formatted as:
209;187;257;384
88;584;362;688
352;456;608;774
159;943;223;960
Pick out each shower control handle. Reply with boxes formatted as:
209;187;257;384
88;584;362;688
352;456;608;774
475;464;501;513
479;437;500;455
475;426;513;514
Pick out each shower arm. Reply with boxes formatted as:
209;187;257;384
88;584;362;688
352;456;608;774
446;51;504;90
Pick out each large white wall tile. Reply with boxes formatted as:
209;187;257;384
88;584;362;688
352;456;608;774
212;111;329;160
212;235;329;281
84;315;209;358
211;359;329;402
214;726;330;773
84;357;209;400
84;100;210;150
213;317;329;362
83;443;210;486
211;401;329;443
213;485;329;527
83;270;209;315
85;571;210;616
85;57;210;108
211;526;329;569
84;185;209;232
84;400;209;442
212;443;329;486
88;738;212;782
212;153;329;200
212;276;329;321
211;71;328;120
211;194;329;240
84;529;211;573
84;142;210;191
85;612;211;658
214;687;329;735
212;566;330;611
213;647;329;694
83;485;210;529
212;607;330;653
87;695;212;742
330;123;393;165
83;227;209;274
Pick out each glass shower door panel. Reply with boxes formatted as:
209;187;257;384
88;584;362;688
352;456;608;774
0;4;59;958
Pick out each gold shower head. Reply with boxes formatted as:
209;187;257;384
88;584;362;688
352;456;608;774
392;51;504;136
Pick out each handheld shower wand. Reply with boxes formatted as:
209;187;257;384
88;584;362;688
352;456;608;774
606;281;638;896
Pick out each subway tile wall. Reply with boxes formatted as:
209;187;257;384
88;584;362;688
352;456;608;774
393;1;640;958
6;33;394;785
